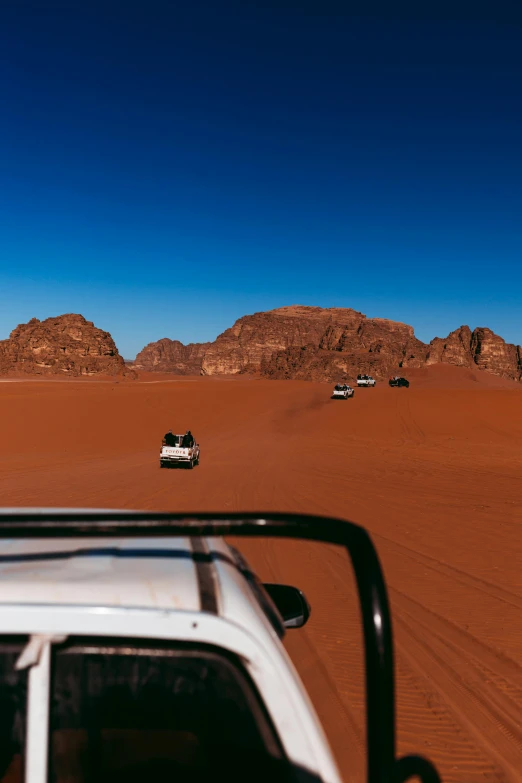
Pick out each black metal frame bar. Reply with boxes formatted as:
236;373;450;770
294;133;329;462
0;510;441;783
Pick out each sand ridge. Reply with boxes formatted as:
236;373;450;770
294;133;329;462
0;363;521;782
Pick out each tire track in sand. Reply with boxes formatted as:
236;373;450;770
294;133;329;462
392;588;522;782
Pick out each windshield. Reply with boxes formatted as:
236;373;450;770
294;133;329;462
0;639;289;783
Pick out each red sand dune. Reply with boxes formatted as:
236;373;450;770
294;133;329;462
0;363;521;782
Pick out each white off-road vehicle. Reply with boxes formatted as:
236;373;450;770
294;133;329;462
356;374;376;387
331;384;354;400
160;433;200;469
0;509;440;783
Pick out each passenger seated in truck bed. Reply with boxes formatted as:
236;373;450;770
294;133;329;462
163;431;177;447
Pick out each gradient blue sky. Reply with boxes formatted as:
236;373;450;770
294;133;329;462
1;0;521;358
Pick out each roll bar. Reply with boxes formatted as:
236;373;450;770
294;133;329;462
0;509;441;783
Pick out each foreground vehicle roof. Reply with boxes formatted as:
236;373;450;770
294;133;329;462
0;535;207;611
0;511;285;648
0;508;441;783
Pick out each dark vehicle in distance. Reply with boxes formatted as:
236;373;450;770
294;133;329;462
389;376;410;387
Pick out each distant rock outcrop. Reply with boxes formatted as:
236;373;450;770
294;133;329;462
426;326;475;368
259;344;374;383
133;338;210;374
0;314;134;377
132;305;522;383
425;325;522;381
469;328;521;380
201;306;364;375
257;307;428;381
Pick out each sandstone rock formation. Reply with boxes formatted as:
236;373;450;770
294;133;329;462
0;314;134;378
259;344;386;383
425;325;522;381
201;306;364;375
426;326;475;368
470;328;522;381
257;308;429;381
132;305;522;384
133;338;210;374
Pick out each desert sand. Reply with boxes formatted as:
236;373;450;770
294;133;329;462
0;364;521;782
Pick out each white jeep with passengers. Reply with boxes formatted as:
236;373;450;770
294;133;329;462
356;375;376;387
160;432;200;469
0;509;440;783
331;384;354;400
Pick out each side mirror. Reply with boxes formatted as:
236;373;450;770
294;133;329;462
262;583;311;628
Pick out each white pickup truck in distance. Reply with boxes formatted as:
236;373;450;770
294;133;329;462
356;374;376;387
160;434;200;469
331;384;354;399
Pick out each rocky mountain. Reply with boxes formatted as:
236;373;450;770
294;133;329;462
201;306;364;375
202;306;428;380
262;317;522;383
424;325;522;380
0;314;134;377
133;338;210;374
259;309;427;382
470;328;522;380
132;305;522;384
425;326;475;368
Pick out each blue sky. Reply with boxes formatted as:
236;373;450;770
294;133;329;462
1;0;521;358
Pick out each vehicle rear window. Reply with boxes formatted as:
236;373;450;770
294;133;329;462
49;640;288;783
